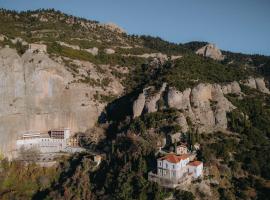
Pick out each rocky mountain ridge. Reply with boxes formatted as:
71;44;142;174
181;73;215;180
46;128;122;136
133;77;269;133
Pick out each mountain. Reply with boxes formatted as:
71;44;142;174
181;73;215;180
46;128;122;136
0;9;270;200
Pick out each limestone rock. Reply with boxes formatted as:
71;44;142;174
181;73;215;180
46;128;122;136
243;77;257;89
103;23;126;34
0;47;123;157
57;41;80;50
104;48;115;54
242;77;270;94
255;77;270;94
176;113;189;133
133;77;269;133
144;83;167;113
196;43;225;61
221;81;241;95
166;82;237;133
85;47;99;56
132;93;146;118
190;83;215;132
0;34;6;41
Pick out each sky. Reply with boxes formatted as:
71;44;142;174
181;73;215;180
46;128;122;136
0;0;270;55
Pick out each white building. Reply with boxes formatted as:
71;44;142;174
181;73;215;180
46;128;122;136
148;153;203;188
16;128;73;154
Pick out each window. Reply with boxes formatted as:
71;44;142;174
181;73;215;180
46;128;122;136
166;163;168;168
173;164;175;169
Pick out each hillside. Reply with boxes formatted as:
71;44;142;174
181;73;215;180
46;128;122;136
0;9;270;200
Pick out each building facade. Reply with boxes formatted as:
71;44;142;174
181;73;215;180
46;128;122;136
16;128;75;154
148;153;203;188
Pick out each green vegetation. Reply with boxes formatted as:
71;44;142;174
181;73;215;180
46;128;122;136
125;54;255;92
48;41;146;67
197;85;270;199
160;55;254;91
140;35;192;55
0;159;60;200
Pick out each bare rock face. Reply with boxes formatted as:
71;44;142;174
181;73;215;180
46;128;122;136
132;93;146;118
133;83;167;118
190;84;215;132
0;47;123;157
221;81;241;94
163;82;237;133
103;23;126;34
211;84;236;130
85;47;99;56
242;77;270;94
255;77;270;94
196;43;225;61
242;77;257;89
132;76;269;133
176;113;189;133
144;83;167;113
104;48;115;54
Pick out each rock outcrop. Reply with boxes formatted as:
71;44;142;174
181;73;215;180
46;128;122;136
196;43;225;61
133;93;146;118
133;83;167;117
221;81;241;94
242;77;270;94
0;47;123;157
104;48;115;54
167;83;236;133
176;113;189;133
133;78;269;133
144;83;167;113
85;47;99;56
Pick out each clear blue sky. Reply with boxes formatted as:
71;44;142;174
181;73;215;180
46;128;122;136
1;0;270;55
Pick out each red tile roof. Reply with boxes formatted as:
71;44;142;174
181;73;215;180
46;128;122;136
159;153;189;163
188;161;202;167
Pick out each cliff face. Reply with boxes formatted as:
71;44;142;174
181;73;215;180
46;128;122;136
133;78;269;133
0;47;123;157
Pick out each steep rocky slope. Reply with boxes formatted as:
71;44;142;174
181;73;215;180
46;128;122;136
0;47;123;157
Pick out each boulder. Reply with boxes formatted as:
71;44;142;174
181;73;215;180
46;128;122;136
255;77;270;94
104;48;115;54
243;77;257;89
196;43;225;61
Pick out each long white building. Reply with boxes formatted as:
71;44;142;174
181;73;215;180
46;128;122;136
16;128;76;154
148;153;203;188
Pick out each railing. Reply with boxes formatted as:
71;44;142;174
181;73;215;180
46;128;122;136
148;171;194;188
